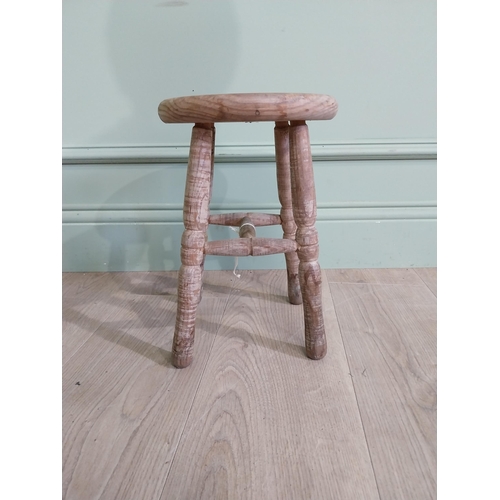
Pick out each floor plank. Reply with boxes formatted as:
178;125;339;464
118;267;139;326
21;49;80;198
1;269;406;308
63;273;125;300
63;273;138;364
414;268;437;297
326;268;422;286
62;271;233;500
63;269;437;499
329;279;437;500
62;271;221;365
162;270;379;500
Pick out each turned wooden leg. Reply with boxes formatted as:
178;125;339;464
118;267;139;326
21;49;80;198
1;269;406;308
199;124;215;305
275;121;302;305
172;123;213;368
289;120;327;360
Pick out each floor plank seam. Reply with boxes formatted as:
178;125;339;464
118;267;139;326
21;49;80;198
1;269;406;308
326;281;428;287
413;271;437;298
329;285;383;500
158;272;236;499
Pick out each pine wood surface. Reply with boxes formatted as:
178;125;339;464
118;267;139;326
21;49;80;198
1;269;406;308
204;237;297;257
173;119;326;367
208;212;282;227
172;124;215;368
158;93;338;124
275;121;302;305
62;269;437;500
289;121;326;360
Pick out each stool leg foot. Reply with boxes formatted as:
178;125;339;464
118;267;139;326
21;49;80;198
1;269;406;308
289;121;327;360
299;260;326;359
172;264;201;368
172;123;214;368
284;252;302;305
275;121;302;305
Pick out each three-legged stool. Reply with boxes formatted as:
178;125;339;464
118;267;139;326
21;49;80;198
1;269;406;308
158;93;338;368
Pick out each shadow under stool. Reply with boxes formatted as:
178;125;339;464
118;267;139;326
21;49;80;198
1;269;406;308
158;93;338;368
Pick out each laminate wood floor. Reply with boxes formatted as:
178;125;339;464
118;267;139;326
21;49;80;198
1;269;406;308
62;269;436;500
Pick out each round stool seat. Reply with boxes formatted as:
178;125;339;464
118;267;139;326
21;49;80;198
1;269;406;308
158;93;338;124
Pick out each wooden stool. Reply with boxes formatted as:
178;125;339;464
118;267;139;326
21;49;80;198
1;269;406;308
158;93;338;368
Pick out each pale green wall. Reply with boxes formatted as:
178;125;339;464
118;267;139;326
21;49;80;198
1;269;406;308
62;0;436;272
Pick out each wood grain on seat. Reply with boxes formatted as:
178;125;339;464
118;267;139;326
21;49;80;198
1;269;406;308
158;93;338;123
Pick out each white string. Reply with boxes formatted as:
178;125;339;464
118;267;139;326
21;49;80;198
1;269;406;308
232;257;241;279
229;226;241;278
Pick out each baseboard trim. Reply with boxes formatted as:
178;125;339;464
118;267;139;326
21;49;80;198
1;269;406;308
62;140;437;164
62;202;437;224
